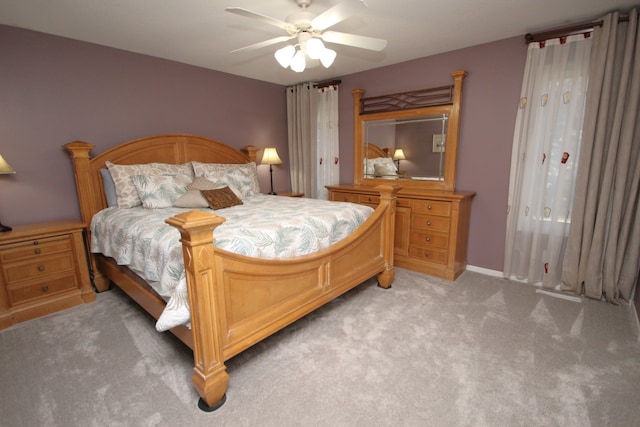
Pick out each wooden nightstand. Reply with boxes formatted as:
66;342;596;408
276;192;304;197
0;220;95;329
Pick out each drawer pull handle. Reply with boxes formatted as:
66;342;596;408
426;221;432;226
37;265;45;272
425;236;431;242
427;205;433;210
424;251;430;257
367;197;372;201
34;248;41;255
33;241;39;246
42;285;49;292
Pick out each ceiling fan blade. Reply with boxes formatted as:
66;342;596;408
230;35;295;54
311;2;365;31
321;31;387;51
225;7;295;32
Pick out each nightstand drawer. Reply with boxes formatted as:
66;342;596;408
0;235;72;263
409;245;448;264
411;214;450;233
4;253;75;284
410;231;449;249
413;200;451;216
7;274;77;305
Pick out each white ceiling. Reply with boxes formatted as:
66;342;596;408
0;0;636;86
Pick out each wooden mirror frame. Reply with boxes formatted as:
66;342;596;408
353;70;467;191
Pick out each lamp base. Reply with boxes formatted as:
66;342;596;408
268;191;277;195
0;222;12;232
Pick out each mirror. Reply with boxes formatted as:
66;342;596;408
353;70;467;191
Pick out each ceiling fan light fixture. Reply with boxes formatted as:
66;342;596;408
306;38;325;59
290;49;306;72
319;48;336;68
275;45;296;68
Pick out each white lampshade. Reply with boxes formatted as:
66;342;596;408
0;154;15;174
261;147;283;165
306;38;325;60
290;50;306;72
275;45;296;68
319;48;336;68
392;148;407;160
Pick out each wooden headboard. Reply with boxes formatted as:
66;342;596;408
64;134;259;229
366;142;391;159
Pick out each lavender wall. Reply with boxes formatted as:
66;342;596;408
338;37;527;272
1;24;527;273
0;25;289;227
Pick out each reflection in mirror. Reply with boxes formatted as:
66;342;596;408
364;114;448;181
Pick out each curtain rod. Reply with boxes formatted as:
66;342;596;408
314;79;341;88
525;15;629;44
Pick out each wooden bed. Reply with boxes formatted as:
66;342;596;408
64;134;399;411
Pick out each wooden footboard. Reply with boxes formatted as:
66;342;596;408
166;184;399;410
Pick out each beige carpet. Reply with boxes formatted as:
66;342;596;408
1;268;639;427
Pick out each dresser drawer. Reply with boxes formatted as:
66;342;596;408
413;200;451;216
0;235;72;263
7;274;78;305
409;245;448;264
331;192;360;203
3;253;75;284
410;230;449;249
411;214;450;233
359;194;380;205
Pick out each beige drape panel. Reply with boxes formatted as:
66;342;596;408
562;9;640;303
287;83;318;198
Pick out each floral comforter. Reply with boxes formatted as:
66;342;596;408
90;194;373;331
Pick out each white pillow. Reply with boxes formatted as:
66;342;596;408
192;161;260;198
106;161;194;208
365;157;397;176
373;163;397;178
131;174;191;209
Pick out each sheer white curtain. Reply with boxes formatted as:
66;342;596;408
503;34;592;287
316;85;340;199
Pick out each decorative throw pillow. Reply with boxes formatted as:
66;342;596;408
106;161;194;208
173;190;209;208
374;163;397;178
131;174;191;209
192;161;260;197
187;176;243;199
200;187;243;210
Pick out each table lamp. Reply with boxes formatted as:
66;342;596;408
392;148;406;170
0;154;16;232
260;148;282;195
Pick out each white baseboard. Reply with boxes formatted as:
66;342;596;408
466;264;503;278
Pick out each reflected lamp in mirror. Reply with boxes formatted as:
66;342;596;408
260;147;283;195
0;154;16;232
392;148;406;170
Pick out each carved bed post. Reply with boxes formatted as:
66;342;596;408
166;210;229;412
63;141;110;291
375;183;401;288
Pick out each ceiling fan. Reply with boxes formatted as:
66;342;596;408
225;0;387;72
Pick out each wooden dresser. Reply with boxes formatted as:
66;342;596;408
328;185;475;280
0;220;95;329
